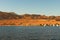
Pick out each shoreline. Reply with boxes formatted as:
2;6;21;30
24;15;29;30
0;25;60;27
0;11;60;26
0;19;60;26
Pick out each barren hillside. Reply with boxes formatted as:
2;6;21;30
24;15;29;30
0;11;60;26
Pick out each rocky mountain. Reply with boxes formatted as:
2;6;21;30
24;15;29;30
0;11;22;19
0;11;60;21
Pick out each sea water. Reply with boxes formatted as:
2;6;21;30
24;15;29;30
0;26;60;40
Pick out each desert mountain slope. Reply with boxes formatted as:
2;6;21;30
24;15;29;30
0;11;60;21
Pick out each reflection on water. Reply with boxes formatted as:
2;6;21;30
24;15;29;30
0;26;60;40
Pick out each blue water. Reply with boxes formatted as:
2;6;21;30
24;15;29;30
0;26;60;40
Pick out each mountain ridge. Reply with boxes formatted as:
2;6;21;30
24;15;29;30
0;11;60;26
0;11;60;21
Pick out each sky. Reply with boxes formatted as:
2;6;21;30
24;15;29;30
0;0;60;16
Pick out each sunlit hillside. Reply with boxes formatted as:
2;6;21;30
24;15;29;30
0;11;60;26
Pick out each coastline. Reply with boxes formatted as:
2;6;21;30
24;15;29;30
0;11;60;26
0;19;60;26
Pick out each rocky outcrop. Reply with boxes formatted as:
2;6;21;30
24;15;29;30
0;11;60;26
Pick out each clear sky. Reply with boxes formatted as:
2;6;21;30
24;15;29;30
0;0;60;16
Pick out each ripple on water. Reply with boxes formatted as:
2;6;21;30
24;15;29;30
0;26;60;40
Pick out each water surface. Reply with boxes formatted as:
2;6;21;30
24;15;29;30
0;26;60;40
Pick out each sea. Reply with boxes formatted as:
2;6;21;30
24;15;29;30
0;26;60;40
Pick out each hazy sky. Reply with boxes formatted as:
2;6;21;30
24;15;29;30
0;0;60;15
